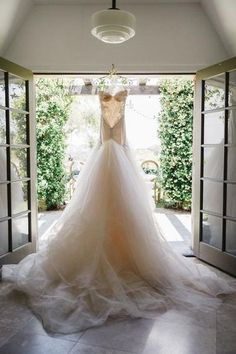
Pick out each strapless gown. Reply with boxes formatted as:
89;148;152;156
2;90;235;333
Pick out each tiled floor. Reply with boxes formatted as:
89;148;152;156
0;263;235;354
0;212;235;353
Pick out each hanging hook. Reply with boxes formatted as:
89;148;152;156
109;64;117;76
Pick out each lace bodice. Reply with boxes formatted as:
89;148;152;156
99;90;128;146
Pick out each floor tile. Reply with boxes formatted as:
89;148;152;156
0;286;33;347
0;333;76;354
142;309;216;354
70;342;136;354
79;317;155;353
0;326;19;349
0;286;32;324
216;297;236;354
22;316;85;342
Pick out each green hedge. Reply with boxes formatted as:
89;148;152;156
158;78;194;210
36;78;72;210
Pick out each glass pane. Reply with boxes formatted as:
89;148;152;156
226;220;236;256
9;74;26;111
227;147;236;181
203;146;223;180
0;109;6;144
201;213;222;249
204;112;224;144
226;184;236;218
10;112;27;145
229;70;236;107
204;74;225;111
12;214;29;249
11;148;28;180
12;180;28;215
228;109;236;145
0;221;8;256
203;180;223;214
0;147;7;182
0;70;5;107
0;183;8;218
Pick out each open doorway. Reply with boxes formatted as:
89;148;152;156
35;74;194;256
1;56;235;274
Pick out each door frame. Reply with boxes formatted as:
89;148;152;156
0;57;37;264
192;57;236;275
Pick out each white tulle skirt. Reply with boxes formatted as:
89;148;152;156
2;140;235;333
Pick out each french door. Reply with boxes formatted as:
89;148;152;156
193;57;236;276
0;57;37;264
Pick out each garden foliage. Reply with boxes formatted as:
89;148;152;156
36;78;72;209
158;79;194;209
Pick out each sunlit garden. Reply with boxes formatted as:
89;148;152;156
35;77;194;213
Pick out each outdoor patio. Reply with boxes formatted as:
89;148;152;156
38;208;193;256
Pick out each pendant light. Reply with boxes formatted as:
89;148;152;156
91;0;136;44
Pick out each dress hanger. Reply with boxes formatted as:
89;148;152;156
95;64;131;94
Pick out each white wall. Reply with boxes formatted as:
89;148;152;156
0;0;32;55
202;0;236;56
4;3;229;73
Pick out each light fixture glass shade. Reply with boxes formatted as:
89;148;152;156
91;9;136;44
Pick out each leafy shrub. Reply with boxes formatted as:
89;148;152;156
36;78;72;210
158;78;194;210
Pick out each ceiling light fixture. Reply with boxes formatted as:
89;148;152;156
91;0;136;44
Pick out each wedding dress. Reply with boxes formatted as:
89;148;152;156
2;89;235;333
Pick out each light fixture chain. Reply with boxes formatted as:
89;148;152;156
109;0;119;10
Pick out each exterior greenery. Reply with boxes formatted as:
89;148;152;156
36;78;72;210
35;77;193;210
158;78;194;210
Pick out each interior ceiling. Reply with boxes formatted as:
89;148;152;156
0;0;235;57
33;0;200;3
